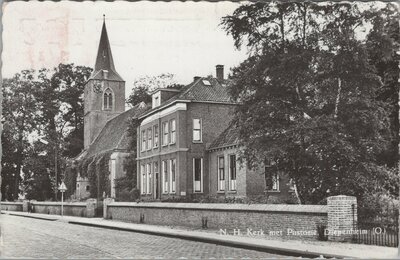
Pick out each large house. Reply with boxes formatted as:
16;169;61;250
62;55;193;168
76;19;295;202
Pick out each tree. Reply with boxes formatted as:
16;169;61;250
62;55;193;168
126;73;180;107
222;2;395;204
2;70;38;200
22;141;53;200
1;124;20;200
364;4;399;168
34;64;91;200
1;64;92;201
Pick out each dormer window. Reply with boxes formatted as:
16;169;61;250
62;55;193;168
103;88;113;110
152;92;161;108
202;80;211;86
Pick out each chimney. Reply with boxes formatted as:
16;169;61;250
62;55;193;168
216;65;224;81
194;76;201;81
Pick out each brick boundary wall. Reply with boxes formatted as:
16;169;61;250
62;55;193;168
106;202;328;240
30;201;87;217
1;200;99;218
0;202;23;211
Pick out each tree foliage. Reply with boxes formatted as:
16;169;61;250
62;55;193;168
1;64;92;201
2;70;38;200
222;2;398;204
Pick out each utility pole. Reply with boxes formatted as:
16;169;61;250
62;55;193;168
54;139;58;201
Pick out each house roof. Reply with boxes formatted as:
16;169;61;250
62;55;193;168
139;77;235;119
208;121;240;151
89;20;124;82
84;103;149;158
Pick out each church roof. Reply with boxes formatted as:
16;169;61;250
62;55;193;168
208;121;240;151
85;104;149;158
89;19;124;82
139;77;235;119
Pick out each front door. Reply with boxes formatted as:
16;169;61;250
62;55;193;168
155;172;160;199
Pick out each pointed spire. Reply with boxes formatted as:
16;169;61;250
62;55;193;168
91;16;124;81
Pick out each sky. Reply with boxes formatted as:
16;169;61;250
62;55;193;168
2;1;249;98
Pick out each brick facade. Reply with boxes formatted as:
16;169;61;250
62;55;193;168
137;100;236;200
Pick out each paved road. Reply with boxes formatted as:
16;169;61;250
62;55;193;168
0;214;286;259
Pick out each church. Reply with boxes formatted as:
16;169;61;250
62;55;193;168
73;19;295;203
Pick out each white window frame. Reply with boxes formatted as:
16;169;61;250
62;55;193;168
162;121;169;146
228;154;237;191
153;125;159;148
192;118;202;142
193;158;203;193
141;130;146;152
169;159;176;193
217;156;225;191
141;164;146;194
147;128;153;150
170;119;176;144
146;163;152;194
162;160;168;194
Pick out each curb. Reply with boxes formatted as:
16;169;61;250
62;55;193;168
67;221;347;259
1;212;58;221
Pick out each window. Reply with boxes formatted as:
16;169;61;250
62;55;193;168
229;155;237;191
153;125;159;148
170;159;176;193
154;162;159;196
272;174;280;191
147;128;153;150
162;121;169;146
141;164;146;194
103;88;113;110
218;156;225;191
146;163;152;194
170;119;176;144
193;158;203;192
141;130;146;151
86;185;90;191
162;160;168;193
264;167;280;192
77;183;80;188
202;79;211;86
193;119;202;142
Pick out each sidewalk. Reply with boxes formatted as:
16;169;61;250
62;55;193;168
1;210;397;259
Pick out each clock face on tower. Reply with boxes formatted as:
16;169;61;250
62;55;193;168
93;81;102;94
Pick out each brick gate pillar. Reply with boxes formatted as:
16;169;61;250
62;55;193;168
327;195;357;242
86;198;97;218
103;198;114;219
22;200;29;212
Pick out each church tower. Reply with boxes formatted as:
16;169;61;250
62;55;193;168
84;17;125;149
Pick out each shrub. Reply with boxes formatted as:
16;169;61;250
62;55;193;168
116;188;140;202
